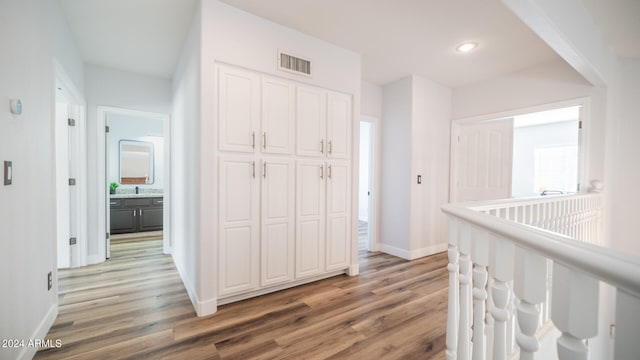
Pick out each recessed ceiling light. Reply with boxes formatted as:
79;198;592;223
456;42;478;53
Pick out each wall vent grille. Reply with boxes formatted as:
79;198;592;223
278;51;311;77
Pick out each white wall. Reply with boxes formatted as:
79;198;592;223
452;59;606;187
380;75;451;259
512;121;579;197
381;77;413;253
410;75;452;257
107;113;164;190
361;81;383;118
85;64;172;263
0;1;84;359
171;3;202;315
605;58;640;256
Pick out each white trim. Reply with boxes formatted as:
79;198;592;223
217;270;348;306
173;258;216;316
380;243;448;260
450;97;591;202
95;106;171;263
17;304;58;360
348;264;360;276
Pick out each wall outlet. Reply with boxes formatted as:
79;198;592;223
47;272;52;291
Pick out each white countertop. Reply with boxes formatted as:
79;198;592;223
110;193;163;199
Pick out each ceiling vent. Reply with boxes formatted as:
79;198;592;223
278;51;311;77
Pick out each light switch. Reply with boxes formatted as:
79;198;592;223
4;161;12;185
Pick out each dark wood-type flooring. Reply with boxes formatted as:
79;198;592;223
36;237;448;359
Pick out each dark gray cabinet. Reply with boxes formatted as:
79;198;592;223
110;197;163;234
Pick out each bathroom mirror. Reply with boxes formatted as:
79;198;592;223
119;140;154;184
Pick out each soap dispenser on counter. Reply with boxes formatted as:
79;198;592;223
135;186;139;194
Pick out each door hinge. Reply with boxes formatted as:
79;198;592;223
106;232;110;239
578;121;582;129
69;237;77;245
105;125;110;133
457;135;460;142
68;178;76;186
577;183;581;191
68;118;76;127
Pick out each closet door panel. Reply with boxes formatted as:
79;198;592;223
219;156;259;296
219;66;260;152
326;161;350;271
296;86;326;157
296;160;326;278
261;159;295;286
262;77;295;154
327;91;352;159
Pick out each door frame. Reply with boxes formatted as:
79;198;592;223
96;106;171;259
360;115;381;252
450;97;591;202
53;59;88;268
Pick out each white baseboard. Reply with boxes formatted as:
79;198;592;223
348;264;359;276
86;254;103;265
18;303;58;360
380;242;447;260
172;257;217;317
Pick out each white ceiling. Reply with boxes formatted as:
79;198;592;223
58;0;198;79
58;0;639;88
582;0;640;59
219;0;560;87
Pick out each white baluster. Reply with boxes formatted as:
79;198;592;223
472;228;489;360
458;223;472;359
446;218;460;360
513;247;547;360
490;235;514;360
552;263;599;360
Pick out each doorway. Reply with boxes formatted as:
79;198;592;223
358;118;377;252
98;107;171;259
451;101;586;202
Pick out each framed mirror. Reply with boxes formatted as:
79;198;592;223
119;140;154;184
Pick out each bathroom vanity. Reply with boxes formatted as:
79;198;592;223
110;194;163;234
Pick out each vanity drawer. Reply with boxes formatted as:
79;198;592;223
109;199;123;208
124;198;152;207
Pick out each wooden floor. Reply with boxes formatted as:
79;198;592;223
36;238;448;359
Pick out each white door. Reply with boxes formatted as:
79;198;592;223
55;102;71;268
326;161;350;271
296;86;326;157
261;77;295;154
327;92;352;159
453;119;514;202
261;158;295;286
219;156;259;296
296;160;326;278
218;65;260;153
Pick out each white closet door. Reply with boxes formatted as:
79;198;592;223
219;156;260;296
261;158;295;286
326;161;350;271
262;77;295;154
326;91;352;159
296;160;326;278
454;118;514;202
296;86;326;157
218;65;260;152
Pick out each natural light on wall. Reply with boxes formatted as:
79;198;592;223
512;106;581;198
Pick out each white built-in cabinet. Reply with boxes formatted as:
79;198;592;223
217;64;352;300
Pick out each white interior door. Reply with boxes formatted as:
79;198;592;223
453;118;514;202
